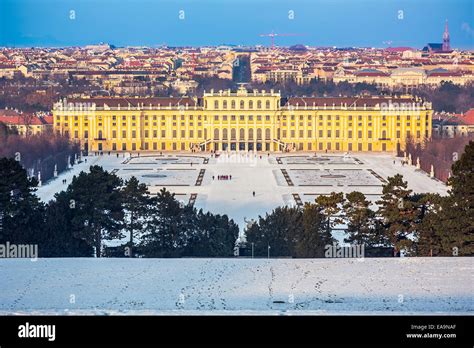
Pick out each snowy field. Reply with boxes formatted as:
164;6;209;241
0;257;472;315
35;151;449;231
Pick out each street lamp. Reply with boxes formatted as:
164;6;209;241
267;244;271;259
251;243;254;259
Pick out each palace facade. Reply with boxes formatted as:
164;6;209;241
53;87;432;153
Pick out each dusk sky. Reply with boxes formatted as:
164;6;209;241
0;0;473;48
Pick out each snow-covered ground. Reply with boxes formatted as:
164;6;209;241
0;257;472;315
35;152;449;232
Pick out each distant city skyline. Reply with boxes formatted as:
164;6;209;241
0;0;473;49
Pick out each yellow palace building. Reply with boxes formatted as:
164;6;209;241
53;87;432;153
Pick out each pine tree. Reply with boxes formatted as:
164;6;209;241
446;140;474;255
142;188;188;257
42;191;93;257
245;206;302;257
186;210;239;257
376;174;418;256
315;192;344;234
66;166;124;257
121;176;151;257
0;157;44;245
343;191;387;247
295;203;332;257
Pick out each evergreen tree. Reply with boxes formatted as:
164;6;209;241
245;206;302;257
121;176;151;257
413;193;449;256
141;188;191;257
315;192;344;234
42;191;93;257
295;203;332;257
446;140;474;255
66;166;124;257
185;210;239;257
343;191;388;247
376;174;418;256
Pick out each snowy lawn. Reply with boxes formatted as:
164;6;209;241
0;257;472;315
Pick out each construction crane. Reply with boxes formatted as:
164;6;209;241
259;31;304;50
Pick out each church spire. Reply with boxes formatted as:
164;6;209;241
442;19;450;51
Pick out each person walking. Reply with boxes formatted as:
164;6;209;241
252;191;255;197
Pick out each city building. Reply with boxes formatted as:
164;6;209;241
0;111;53;135
53;87;432;153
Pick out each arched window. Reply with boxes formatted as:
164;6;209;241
98;130;103;139
214;128;219;140
231;128;236;139
266;100;271;109
214;100;219;109
257;100;262;109
248;128;254;140
265;128;271;140
249;100;253;109
240;100;245;109
223;100;227;109
231;100;236;109
223;128;228;140
240;128;245;140
257;128;262;140
382;130;387;139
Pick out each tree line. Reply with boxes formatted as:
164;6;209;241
0;126;80;182
245;141;474;257
0;161;238;257
0;141;472;258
